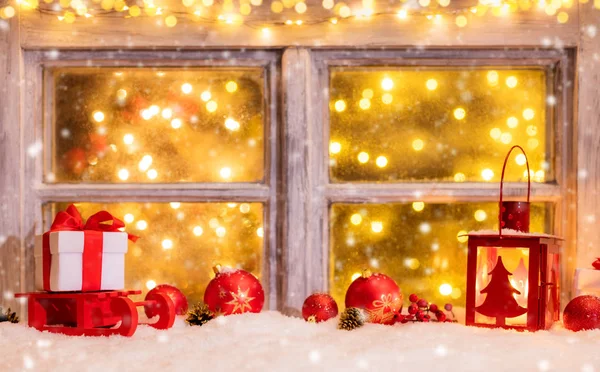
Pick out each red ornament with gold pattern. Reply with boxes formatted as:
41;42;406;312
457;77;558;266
344;270;403;325
204;265;264;315
302;293;338;323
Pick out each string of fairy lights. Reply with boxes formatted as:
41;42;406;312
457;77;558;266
1;0;595;31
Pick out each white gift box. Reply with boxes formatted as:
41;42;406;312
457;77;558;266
574;268;600;297
34;230;128;292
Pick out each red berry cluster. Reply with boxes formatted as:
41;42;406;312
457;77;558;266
397;294;455;324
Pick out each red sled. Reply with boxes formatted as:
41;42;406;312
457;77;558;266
15;290;176;337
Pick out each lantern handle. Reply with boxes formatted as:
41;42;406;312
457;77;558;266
499;145;531;238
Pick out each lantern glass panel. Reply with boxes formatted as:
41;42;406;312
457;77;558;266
544;251;560;325
45;202;265;305
328;67;549;183
474;246;529;327
48;67;266;183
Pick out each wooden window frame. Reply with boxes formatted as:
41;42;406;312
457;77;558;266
281;48;576;311
20;49;282;309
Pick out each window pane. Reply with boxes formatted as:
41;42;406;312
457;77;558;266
329;68;550;183
49;67;265;183
46;202;264;305
329;202;550;313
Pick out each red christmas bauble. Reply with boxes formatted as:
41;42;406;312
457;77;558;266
204;265;264;316
563;295;600;331
63;148;87;175
345;270;402;325
302;293;338;323
145;284;189;317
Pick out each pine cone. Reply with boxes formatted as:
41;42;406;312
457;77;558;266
185;303;215;327
0;308;19;324
338;307;366;331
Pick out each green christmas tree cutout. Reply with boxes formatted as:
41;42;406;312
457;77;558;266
476;256;527;326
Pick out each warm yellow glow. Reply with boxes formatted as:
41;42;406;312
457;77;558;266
141;109;152;120
334;100;346;112
165;15;178;27
147;169;158;180
124;213;135;223
225;81;238;93
149;105;160;116
535;170;545;182
412;138;425;151
209;218;219;229
271;1;283;12
240;203;251;213
481;168;494;181
356;98;370;110
515;153;527;166
350;213;363;225
162;239;173;250
528;138;540;150
526;125;538;136
170;202;181;209
439;283;453;296
507;116;519;128
92;111;105;122
171;118;183;129
329;141;342;154
161;108;173;119
474;209;487;222
123;133;134;145
136;220;148;230
146;280;157;290
118;168;129;180
490;127;502;140
295;1;307;13
397;9;408;19
418;0;431;6
454;172;466;182
505;76;518;88
206;100;218;112
487;71;499;86
557;11;569;23
339;5;351;17
451;287;462;299
500;132;513;144
453;107;466;120
523;108;535;120
381;93;393;104
457;230;468;243
426;78;438;91
405;258;420;270
224;118;240;131
357;152;370;164
200;91;212;102
371;221;383;233
381;77;394;91
181;83;193;94
116;89;128;100
220;167;232;179
257;227;264;238
351;272;362;281
376;156;388;168
216;226;226;237
412;201;425;212
455;15;467;27
362;89;374;99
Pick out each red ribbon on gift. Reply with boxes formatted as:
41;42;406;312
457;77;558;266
43;204;138;292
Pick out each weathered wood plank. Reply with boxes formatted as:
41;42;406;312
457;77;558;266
19;5;579;49
0;10;23;312
577;3;600;283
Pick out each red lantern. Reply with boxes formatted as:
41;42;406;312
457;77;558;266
465;146;561;331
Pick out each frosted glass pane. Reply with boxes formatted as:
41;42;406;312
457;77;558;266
329;202;549;310
329;68;550;183
49;67;265;183
47;202;264;305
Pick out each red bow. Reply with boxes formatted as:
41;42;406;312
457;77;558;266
51;204;138;242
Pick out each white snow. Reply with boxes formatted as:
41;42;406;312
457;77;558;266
2;311;600;371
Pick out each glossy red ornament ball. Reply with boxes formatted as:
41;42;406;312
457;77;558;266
345;270;402;325
592;258;600;270
563;295;600;332
302;293;338;323
204;265;264;316
145;284;189;317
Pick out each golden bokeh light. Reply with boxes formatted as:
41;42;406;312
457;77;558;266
206;100;218;112
505;76;518;88
439;283;453;296
381;93;393;104
486;71;499;86
225;81;238;93
181;83;193;94
425;78;438;91
523;108;535;120
350;213;362;225
118;168;129;180
412;201;425;212
136;220;148;230
124;213;135;223
371;221;383;233
362;89;374;99
507;116;519;128
357;152;370;163
329;141;342;154
453;107;466;120
481;168;494;181
92;111;105;122
412;138;425;151
375;155;388;168
359;98;372;110
334;100;347;112
474;209;487;221
457;230;468;243
381;77;394;91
